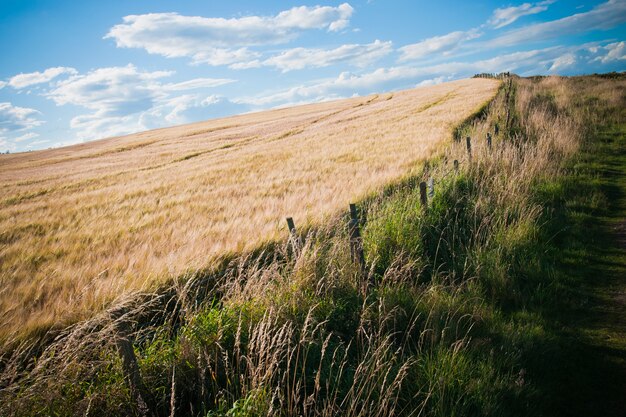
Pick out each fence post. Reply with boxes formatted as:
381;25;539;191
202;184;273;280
419;181;428;209
285;217;302;254
466;136;472;161
428;178;434;198
112;314;152;417
453;159;459;173
487;132;492;151
349;203;366;274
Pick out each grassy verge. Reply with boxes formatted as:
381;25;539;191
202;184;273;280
1;75;624;416
521;78;626;417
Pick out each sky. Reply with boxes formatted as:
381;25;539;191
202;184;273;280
1;0;625;152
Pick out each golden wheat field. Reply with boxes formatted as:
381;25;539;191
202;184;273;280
0;78;499;338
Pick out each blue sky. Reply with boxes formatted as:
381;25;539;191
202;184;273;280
1;0;625;152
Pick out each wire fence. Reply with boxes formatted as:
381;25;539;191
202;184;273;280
112;75;515;412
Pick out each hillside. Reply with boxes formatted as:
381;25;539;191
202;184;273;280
1;75;625;417
0;78;499;339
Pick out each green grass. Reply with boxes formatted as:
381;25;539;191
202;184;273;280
520;114;626;416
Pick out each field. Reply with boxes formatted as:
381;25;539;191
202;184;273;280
1;75;625;417
0;78;499;339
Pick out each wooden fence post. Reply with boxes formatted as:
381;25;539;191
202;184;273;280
466;136;472;161
419;181;428;209
286;217;302;254
487;132;492;151
505;78;513;131
112;315;152;416
428;178;435;198
453;159;459;173
349;204;366;274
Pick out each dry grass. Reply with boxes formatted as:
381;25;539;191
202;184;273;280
0;79;499;339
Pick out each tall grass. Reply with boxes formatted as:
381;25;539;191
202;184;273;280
0;79;499;339
1;75;624;416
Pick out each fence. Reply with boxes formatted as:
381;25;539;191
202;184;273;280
283;128;499;280
115;77;514;413
114;129;506;416
473;72;512;79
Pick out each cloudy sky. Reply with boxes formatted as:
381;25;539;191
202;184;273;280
1;0;625;152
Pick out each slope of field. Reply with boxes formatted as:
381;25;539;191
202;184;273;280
0;78;499;338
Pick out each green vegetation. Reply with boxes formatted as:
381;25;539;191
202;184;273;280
1;74;624;416
516;79;626;416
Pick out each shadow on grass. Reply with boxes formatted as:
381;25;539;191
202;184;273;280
525;123;626;417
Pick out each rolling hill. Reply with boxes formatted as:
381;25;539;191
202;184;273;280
0;78;498;338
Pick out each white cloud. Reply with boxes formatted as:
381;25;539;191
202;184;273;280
47;65;172;117
0;137;10;151
259;40;392;72
105;4;354;66
160;94;220;123
416;76;447;87
278;3;354;32
0;103;43;151
549;52;577;72
238;47;575;107
44;65;242;140
237;67;425;107
14;132;39;142
0;81;6;89
8;67;77;89
68;112;144;141
193;48;262;67
0;102;43;133
398;1;622;64
138;93;247;128
488;1;554;29
487;0;626;47
592;41;626;63
163;77;237;91
398;30;481;62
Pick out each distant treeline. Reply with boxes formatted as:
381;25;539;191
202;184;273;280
591;71;626;79
473;72;512;79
